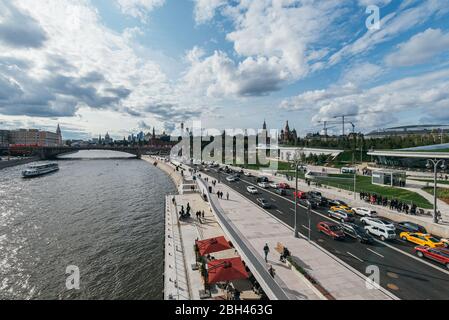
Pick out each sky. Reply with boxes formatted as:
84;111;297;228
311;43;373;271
1;0;449;140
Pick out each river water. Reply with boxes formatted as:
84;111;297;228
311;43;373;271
0;150;176;299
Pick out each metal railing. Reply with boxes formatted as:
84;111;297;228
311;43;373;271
196;177;290;300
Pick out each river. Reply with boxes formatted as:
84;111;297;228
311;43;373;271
0;150;176;299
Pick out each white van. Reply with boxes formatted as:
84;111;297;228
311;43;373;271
364;225;396;241
341;167;356;174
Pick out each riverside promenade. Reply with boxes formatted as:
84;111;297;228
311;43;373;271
148;157;290;300
158;158;395;300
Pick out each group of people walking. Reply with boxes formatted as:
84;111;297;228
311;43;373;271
360;192;417;215
216;191;229;200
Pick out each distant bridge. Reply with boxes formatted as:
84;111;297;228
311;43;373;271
3;145;173;160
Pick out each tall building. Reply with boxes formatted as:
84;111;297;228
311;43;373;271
280;121;298;144
0;130;9;147
8;125;63;147
104;132;112;144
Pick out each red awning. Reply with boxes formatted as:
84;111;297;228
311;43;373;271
207;257;249;284
196;236;232;256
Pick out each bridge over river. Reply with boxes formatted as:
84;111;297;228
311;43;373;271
2;145;173;160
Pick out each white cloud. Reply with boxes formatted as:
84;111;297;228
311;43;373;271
281;68;449;129
357;0;392;6
185;1;347;97
193;0;226;24
340;62;384;85
385;28;449;67
329;0;449;66
0;0;201;137
115;0;165;22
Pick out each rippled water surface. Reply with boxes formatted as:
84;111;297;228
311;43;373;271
0;151;175;299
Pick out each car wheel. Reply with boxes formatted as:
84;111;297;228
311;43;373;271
416;251;424;258
362;220;367;225
446;263;449;270
402;236;407;241
381;236;386;241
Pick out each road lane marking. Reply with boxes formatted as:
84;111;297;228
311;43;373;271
347;252;364;262
302;225;310;230
367;248;384;258
289;208;295;212
374;239;449;275
271;198;276;202
209;170;449;278
238;178;449;274
276;209;283;215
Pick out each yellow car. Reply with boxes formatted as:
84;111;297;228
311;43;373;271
399;232;445;248
330;206;352;214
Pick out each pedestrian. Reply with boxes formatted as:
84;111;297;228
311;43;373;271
268;265;276;278
263;243;270;262
202;210;205;219
226;192;229;200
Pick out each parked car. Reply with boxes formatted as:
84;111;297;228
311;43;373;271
226;175;238;182
307;191;328;206
247;186;258;194
299;198;318;209
353;207;377;217
400;232;445;248
330;205;353;214
317;222;345;240
256;198;271;209
258;182;269;188
257;176;269;183
341;167;356;174
269;182;279;189
327;209;355;223
244;171;252;177
395;221;427;234
340;223;374;244
364;225;396;241
441;238;449;248
360;217;395;231
327;199;349;207
278;183;291;189
414;246;449;269
275;188;287;196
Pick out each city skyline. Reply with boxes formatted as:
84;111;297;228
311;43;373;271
1;1;449;140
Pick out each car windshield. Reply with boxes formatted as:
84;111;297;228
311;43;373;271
328;225;341;231
428;237;441;243
436;250;449;258
388;230;395;235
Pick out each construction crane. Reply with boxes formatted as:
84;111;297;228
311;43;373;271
333;114;358;136
317;120;343;136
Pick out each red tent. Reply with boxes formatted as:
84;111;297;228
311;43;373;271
196;236;232;256
207;257;249;284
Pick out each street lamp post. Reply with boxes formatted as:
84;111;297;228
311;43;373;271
292;150;303;238
426;159;447;223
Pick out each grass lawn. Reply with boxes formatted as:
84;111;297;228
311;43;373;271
423;187;449;205
236;161;433;209
280;172;432;209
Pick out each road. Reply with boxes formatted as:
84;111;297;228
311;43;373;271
202;167;449;300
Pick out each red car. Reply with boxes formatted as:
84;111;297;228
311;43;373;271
293;191;307;199
414;246;449;269
279;183;290;190
317;222;345;240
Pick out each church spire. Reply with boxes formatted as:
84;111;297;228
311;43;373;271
263;119;267;130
